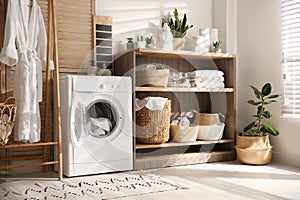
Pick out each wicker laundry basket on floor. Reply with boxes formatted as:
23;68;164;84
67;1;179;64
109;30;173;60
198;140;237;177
136;100;171;144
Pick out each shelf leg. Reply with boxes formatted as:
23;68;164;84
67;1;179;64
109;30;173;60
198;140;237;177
51;0;63;181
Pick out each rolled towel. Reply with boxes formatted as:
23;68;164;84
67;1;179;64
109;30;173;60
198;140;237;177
187;70;224;79
179;117;190;127
171;110;198;125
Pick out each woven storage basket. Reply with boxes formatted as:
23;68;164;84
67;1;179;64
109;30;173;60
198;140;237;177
0;97;17;145
136;100;171;144
170;124;199;143
136;69;169;87
195;113;224;125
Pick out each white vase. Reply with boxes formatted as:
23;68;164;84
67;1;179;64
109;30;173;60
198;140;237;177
173;38;185;50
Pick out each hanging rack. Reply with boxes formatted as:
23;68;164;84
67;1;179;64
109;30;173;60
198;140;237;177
0;0;63;180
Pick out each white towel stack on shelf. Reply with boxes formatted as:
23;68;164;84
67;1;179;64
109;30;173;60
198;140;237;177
187;70;225;89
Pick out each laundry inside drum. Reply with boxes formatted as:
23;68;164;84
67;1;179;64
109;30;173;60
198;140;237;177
86;101;117;137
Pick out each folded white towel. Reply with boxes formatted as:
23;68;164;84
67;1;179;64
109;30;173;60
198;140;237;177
191;81;225;88
135;97;168;111
187;70;224;79
190;76;224;82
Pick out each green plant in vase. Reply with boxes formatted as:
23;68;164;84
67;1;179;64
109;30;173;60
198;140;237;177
212;40;221;53
162;8;193;50
145;36;154;48
236;83;280;165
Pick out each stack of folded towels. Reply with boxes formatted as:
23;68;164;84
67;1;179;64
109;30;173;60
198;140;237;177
187;70;225;88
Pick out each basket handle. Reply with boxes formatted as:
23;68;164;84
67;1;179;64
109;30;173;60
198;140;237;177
3;97;16;105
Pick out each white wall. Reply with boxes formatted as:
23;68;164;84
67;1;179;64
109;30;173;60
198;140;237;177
96;0;212;45
236;0;300;167
212;0;227;51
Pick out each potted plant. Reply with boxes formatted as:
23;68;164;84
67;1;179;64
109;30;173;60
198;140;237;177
211;40;221;53
235;83;280;165
162;8;193;50
145;36;154;48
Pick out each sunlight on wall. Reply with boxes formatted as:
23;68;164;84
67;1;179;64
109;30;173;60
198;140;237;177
96;0;188;42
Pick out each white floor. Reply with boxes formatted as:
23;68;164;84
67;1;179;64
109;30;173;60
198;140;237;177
137;161;300;200
1;161;300;200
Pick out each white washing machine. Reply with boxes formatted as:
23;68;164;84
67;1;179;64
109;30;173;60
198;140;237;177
59;75;133;177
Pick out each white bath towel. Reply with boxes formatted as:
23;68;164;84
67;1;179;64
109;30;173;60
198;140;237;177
190;76;224;82
135;97;168;111
187;70;224;79
90;117;112;132
91;128;106;136
191;81;225;88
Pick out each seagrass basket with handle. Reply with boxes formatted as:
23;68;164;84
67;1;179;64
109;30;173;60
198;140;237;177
136;100;171;144
0;97;17;145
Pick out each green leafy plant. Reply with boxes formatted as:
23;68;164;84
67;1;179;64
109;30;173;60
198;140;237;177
145;36;153;45
162;8;193;38
213;40;221;48
243;83;280;136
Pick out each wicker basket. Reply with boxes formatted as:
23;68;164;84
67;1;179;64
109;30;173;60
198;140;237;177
0;97;17;145
136;100;171;144
136;69;169;87
195;113;224;125
170;124;199;143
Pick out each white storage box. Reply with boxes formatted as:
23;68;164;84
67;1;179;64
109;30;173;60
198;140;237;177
197;123;225;141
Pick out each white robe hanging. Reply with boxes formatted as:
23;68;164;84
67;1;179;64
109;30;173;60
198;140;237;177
0;0;47;143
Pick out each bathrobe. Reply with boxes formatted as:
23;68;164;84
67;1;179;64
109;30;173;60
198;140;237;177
0;0;47;143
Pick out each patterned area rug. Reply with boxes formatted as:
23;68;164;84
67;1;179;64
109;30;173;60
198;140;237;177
0;173;187;199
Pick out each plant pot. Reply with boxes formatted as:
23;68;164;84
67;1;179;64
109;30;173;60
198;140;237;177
235;146;272;165
146;43;154;48
214;47;221;53
236;134;270;149
235;134;272;165
173;38;185;50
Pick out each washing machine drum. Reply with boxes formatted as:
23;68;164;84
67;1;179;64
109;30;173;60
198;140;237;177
74;100;119;141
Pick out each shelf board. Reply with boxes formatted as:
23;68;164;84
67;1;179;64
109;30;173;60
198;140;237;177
136;139;234;150
134;151;235;170
135;87;234;93
135;48;236;60
0;161;59;170
0;142;59;149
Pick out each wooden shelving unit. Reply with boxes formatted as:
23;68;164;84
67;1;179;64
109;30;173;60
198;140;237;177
114;48;236;170
0;0;62;180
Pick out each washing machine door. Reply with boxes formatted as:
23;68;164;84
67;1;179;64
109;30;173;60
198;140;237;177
70;93;126;147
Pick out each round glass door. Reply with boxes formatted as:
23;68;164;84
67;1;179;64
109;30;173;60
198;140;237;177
85;100;119;138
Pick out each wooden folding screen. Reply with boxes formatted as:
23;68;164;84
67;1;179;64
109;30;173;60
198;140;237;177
0;0;94;177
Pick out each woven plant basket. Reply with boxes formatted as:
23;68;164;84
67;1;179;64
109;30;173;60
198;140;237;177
195;113;224;125
136;100;171;144
235;146;272;165
0;97;17;145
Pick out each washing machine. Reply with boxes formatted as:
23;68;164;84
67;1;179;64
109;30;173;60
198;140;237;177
59;75;133;177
